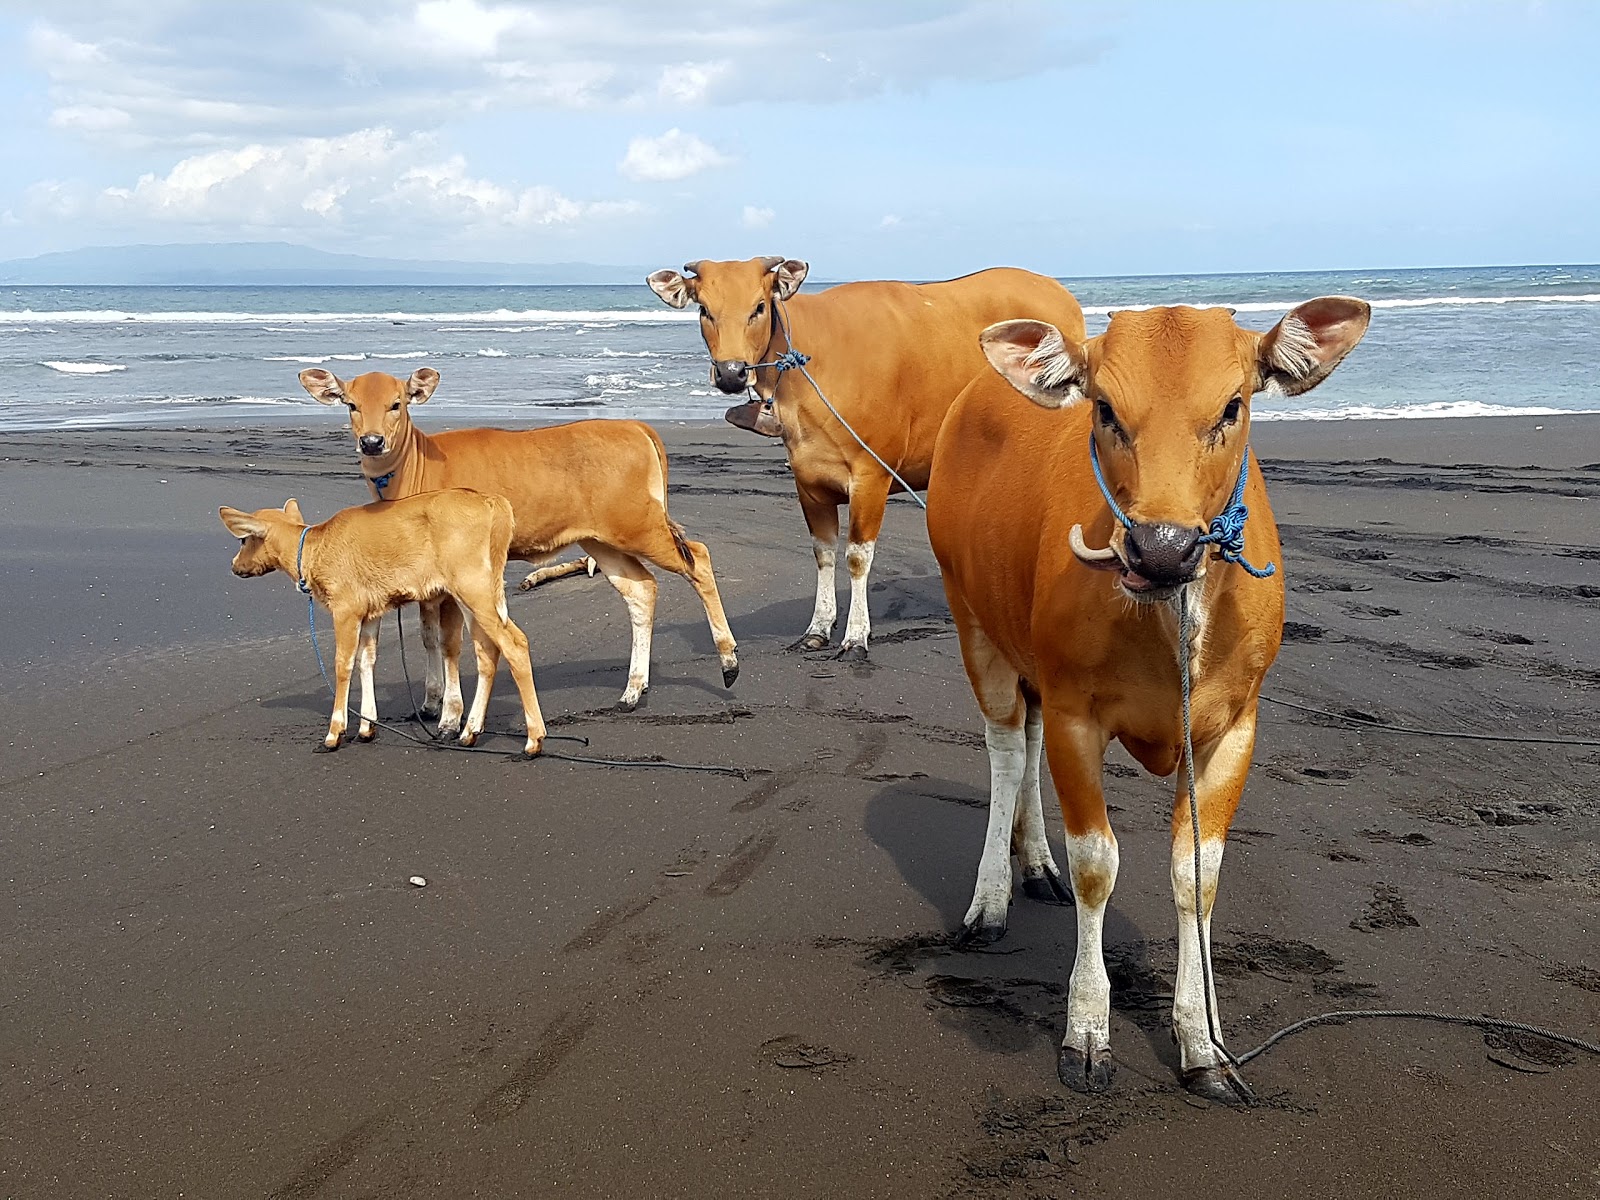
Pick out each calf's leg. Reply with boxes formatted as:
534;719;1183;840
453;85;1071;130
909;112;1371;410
356;617;380;742
837;469;891;661
320;612;362;752
792;484;840;652
583;542;657;711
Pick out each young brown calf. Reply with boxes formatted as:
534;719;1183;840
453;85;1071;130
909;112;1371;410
219;491;545;756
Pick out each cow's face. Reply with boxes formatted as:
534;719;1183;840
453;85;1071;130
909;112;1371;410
219;499;304;578
647;256;808;393
981;299;1370;600
299;368;439;460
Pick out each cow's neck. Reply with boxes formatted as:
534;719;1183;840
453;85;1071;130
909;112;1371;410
363;420;431;498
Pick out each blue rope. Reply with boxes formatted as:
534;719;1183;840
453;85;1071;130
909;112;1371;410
1087;435;1276;578
296;527;332;694
370;470;394;496
762;303;928;510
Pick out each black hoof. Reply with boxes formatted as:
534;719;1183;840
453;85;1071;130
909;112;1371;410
458;731;479;748
506;750;540;763
357;729;376;744
1021;869;1074;906
788;633;830;653
834;643;869;663
1058;1043;1115;1094
722;663;739;688
618;687;647;712
1181;1064;1256;1106
953;919;1007;949
314;740;339;754
419;702;442;718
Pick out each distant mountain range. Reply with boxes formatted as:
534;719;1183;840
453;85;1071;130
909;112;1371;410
0;242;652;286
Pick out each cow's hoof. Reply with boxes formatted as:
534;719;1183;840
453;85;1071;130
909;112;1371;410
1058;1043;1115;1094
458;730;479;748
517;577;534;592
1022;868;1074;906
788;633;830;653
419;700;442;718
722;662;740;688
1181;1064;1256;1107
834;643;869;664
357;729;376;744
618;687;647;712
953;918;1007;949
507;750;540;763
314;740;339;754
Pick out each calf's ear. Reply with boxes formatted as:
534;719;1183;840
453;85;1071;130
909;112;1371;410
407;367;440;404
298;368;345;404
219;506;266;538
979;319;1090;409
283;498;304;523
768;258;809;300
1258;297;1371;396
647;269;694;309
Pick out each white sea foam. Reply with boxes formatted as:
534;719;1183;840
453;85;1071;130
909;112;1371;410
1081;293;1600;317
477;348;509;357
0;307;696;326
1255;400;1597;421
41;361;127;374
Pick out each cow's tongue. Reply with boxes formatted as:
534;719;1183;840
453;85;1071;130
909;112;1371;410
1121;569;1157;591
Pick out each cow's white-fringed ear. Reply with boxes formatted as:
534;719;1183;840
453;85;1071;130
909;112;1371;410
647;269;694;309
979;319;1090;410
298;368;345;405
283;498;304;523
768;258;809;301
219;506;266;539
1258;296;1372;396
407;367;440;404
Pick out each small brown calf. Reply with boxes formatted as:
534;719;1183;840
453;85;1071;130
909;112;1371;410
219;491;545;756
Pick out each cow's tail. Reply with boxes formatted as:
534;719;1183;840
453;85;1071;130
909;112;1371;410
643;423;696;571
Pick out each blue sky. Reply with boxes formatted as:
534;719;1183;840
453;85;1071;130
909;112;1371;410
0;0;1595;277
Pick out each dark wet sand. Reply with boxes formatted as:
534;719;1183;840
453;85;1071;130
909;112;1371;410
1;416;1597;1198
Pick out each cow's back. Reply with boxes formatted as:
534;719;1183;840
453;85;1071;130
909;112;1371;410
412;420;666;557
779;268;1084;489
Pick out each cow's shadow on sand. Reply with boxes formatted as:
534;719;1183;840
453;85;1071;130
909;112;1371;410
863;778;1182;1077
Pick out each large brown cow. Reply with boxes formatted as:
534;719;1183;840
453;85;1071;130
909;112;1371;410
647;257;1084;658
927;299;1370;1101
298;367;738;718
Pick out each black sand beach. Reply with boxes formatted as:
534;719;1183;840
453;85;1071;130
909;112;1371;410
1;416;1597;1198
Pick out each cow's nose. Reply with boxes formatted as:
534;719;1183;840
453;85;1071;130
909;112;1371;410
1123;522;1205;585
710;360;750;394
358;434;386;456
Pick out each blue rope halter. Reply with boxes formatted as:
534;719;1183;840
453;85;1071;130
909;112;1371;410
1088;434;1276;579
370;470;394;496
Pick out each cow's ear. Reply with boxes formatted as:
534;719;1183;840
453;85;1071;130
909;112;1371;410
299;368;345;405
1258;297;1371;396
979;320;1089;410
407;367;440;404
647;269;695;309
769;258;808;301
219;506;266;538
283;498;304;523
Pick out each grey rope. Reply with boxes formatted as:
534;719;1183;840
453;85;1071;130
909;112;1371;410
1261;693;1600;747
1237;1009;1600;1066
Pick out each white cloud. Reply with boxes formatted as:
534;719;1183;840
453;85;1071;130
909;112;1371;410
619;130;731;182
60;128;637;243
742;205;776;229
22;3;1098;147
879;214;901;229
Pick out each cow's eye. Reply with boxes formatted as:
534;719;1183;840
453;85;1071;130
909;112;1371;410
1095;399;1124;435
1222;396;1243;424
751;301;766;321
389;402;401;412
698;305;713;323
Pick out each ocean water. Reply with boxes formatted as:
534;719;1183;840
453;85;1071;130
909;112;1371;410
1;264;1597;431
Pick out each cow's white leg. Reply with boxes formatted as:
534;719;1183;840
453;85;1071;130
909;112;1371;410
837;538;876;656
585;543;657;710
1169;715;1257;1105
435;602;466;736
960;717;1026;944
1014;703;1072;904
791;487;840;652
837;472;891;661
355;618;380;742
1062;828;1118;1089
417;601;444;716
458;620;500;746
799;537;838;649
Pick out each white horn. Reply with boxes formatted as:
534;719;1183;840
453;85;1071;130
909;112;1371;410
1069;524;1123;571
